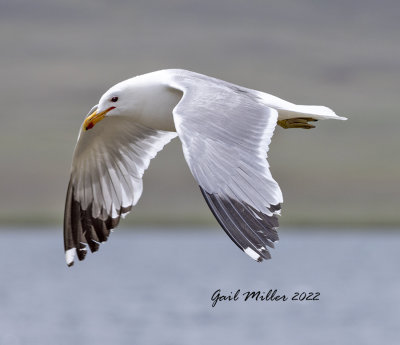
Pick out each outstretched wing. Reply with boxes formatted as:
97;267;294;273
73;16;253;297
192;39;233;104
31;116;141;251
64;108;177;266
169;71;283;262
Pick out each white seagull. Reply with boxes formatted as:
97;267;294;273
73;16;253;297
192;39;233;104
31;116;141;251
64;69;346;266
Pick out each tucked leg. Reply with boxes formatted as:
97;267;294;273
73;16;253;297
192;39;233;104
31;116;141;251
277;117;318;129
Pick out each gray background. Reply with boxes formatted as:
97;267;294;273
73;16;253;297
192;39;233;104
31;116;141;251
1;0;399;226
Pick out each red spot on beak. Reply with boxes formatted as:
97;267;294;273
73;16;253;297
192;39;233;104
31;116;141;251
86;122;94;130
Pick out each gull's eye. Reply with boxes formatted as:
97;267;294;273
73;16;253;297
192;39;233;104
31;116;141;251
111;96;119;102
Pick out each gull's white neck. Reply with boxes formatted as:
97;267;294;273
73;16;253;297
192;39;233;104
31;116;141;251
124;72;182;132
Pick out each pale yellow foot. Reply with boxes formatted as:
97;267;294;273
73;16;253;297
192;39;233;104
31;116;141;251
277;117;318;129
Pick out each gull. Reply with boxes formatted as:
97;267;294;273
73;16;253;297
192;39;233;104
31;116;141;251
64;69;346;266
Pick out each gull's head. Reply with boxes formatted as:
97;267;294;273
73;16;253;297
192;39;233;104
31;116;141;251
83;79;138;131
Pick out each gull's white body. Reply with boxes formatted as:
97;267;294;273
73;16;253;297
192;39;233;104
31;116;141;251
64;69;346;266
97;69;344;131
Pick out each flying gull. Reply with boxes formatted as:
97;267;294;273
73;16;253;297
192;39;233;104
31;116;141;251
64;69;346;266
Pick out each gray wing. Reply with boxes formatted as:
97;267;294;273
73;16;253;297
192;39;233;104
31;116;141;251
64;109;177;266
169;72;283;261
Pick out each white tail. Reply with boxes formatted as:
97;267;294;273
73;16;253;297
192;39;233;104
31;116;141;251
259;92;347;121
278;105;347;121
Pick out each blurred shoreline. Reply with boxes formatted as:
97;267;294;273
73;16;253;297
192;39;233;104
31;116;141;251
0;216;398;228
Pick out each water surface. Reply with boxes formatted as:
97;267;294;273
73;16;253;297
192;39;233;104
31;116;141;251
0;228;399;345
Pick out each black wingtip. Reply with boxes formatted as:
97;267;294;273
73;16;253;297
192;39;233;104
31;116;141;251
199;185;280;262
64;179;125;266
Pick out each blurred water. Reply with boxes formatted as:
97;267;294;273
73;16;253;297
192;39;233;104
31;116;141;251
0;227;399;345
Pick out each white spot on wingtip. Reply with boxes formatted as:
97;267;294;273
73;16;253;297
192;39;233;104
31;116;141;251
65;248;76;266
79;243;88;251
244;247;261;261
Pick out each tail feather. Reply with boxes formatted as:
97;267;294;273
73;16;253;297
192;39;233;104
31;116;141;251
259;92;347;121
278;105;347;121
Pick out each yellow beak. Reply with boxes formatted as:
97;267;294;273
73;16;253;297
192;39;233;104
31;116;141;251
83;107;115;130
